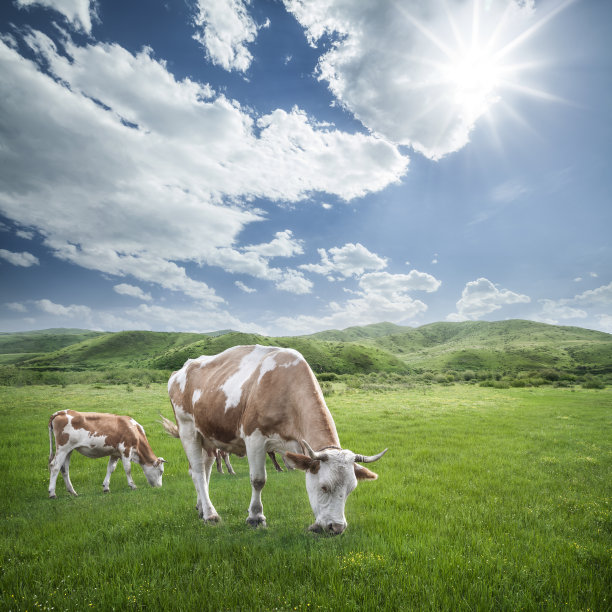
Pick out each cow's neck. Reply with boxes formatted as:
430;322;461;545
134;442;158;466
301;398;341;451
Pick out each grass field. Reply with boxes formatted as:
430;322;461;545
0;384;610;611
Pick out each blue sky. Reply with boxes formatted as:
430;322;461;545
0;0;610;335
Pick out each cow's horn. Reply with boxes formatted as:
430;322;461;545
354;448;388;463
302;440;328;461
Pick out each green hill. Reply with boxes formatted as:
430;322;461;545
2;320;611;383
0;328;106;365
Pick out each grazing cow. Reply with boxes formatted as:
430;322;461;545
48;410;166;498
167;345;387;534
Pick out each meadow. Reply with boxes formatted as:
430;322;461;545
0;384;610;611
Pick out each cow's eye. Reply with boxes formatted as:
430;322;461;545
321;485;330;494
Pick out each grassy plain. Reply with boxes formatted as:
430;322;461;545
0;384;610;611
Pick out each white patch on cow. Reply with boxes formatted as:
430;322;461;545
220;345;275;411
192;389;202;405
130;418;145;436
61;415;116;458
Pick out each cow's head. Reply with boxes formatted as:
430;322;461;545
142;457;167;487
286;441;387;535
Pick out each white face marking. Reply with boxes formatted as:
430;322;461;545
220;345;276;411
142;461;164;487
305;450;357;533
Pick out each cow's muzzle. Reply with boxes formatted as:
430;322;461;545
308;521;346;536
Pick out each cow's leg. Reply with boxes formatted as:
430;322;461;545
182;430;219;522
215;450;224;474
121;456;137;490
268;451;283;472
103;455;120;493
245;438;267;527
59;450;78;496
223;452;236;476
49;448;70;498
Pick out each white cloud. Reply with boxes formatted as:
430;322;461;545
447;278;530;321
235;280;256;293
535;299;587;325
596;314;612;334
573;282;612;307
16;299;265;334
193;0;258;72
0;249;39;267
244;230;304;258
6;302;27;312
284;0;537;159
113;283;152;302
35;298;91;318
360;270;441;295
16;229;35;240
0;33;408;304
300;243;387;278
15;0;96;33
275;269;313;295
276;269;439;333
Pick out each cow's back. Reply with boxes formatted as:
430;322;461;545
168;345;338;450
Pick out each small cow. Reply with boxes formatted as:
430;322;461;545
48;410;166;498
167;345;386;534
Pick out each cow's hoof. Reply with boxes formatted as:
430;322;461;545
129;485;137;490
246;517;267;528
70;492;78;497
103;489;109;494
204;514;220;524
49;493;56;499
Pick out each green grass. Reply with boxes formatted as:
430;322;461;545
1;385;610;610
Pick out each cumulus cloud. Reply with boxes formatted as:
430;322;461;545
284;0;537;159
0;249;39;267
300;243;387;278
447;277;530;321
113;283;152;302
0;32;407;304
35;298;91;318
6;302;27;312
276;269;440;333
533;282;612;326
15;0;96;33
193;0;258;72
11;299;265;334
275;269;313;295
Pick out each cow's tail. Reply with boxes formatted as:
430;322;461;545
48;413;58;469
159;414;180;438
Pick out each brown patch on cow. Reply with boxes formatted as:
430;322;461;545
50;411;70;447
168;346;341;457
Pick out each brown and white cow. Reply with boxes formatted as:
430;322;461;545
167;344;386;534
48;410;166;498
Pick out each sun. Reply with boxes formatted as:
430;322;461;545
401;0;576;130
445;45;503;121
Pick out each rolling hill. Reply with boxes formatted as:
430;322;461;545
1;320;610;380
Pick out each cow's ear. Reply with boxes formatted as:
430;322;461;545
354;463;378;480
285;452;319;473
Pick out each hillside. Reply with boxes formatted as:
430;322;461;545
365;320;612;375
0;328;106;365
2;320;611;382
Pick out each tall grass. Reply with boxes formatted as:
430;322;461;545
0;385;610;610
